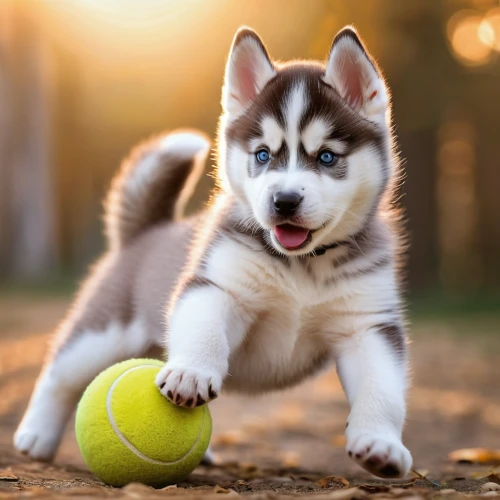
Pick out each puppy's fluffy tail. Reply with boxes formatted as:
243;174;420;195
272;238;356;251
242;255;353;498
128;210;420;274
104;130;210;249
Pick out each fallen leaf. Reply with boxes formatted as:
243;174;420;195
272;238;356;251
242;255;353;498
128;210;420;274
471;471;491;479
0;468;18;482
487;473;500;485
414;469;429;478
449;448;500;465
412;469;442;488
316;476;350;488
0;474;18;482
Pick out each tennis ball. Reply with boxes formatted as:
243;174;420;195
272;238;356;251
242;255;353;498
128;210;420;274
75;359;211;487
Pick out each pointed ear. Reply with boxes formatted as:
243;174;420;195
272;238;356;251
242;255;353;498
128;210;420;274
324;27;389;123
222;27;276;119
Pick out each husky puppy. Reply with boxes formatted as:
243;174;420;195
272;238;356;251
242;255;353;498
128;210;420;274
15;26;412;478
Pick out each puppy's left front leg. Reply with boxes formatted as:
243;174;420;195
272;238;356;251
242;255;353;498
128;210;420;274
156;283;248;407
335;326;412;478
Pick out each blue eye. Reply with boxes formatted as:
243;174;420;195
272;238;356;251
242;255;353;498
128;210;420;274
256;149;270;163
318;150;338;166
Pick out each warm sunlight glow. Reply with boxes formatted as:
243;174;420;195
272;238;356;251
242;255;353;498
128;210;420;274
447;11;493;66
36;0;208;68
75;0;195;24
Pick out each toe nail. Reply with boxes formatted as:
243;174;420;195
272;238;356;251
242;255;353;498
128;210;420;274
186;398;193;407
167;390;173;399
160;382;165;389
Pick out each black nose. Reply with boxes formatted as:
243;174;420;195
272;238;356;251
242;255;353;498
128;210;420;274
273;191;303;216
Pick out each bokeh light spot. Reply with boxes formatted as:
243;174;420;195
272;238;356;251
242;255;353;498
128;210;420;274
482;7;500;51
478;18;496;47
447;11;493;66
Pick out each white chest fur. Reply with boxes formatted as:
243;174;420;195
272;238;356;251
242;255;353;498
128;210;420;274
201;237;397;393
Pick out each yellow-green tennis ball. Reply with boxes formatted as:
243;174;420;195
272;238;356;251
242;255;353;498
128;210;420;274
75;359;211;487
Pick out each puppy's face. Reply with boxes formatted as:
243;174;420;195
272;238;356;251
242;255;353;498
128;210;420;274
220;28;393;255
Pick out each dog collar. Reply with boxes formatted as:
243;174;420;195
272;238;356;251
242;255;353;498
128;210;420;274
310;240;347;257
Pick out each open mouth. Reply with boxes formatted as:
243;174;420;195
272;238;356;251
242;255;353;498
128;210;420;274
273;224;311;250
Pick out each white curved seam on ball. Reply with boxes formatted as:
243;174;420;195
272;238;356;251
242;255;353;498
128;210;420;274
106;364;206;465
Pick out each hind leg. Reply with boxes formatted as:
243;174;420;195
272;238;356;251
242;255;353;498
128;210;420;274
14;252;158;461
14;316;154;461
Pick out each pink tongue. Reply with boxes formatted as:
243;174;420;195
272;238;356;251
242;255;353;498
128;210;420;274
273;225;309;249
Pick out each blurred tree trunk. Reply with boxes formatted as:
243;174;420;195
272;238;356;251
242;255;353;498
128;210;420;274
0;2;56;279
387;2;462;292
474;85;500;289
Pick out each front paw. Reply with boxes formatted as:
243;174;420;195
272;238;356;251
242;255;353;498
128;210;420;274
346;430;412;478
14;413;62;462
15;428;57;462
155;364;221;408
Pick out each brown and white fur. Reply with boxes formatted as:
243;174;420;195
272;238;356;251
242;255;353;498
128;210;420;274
15;26;412;478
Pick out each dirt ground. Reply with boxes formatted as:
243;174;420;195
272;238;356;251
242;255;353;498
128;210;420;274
1;293;499;499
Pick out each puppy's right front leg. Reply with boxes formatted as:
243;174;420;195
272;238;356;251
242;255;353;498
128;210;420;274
156;281;248;407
